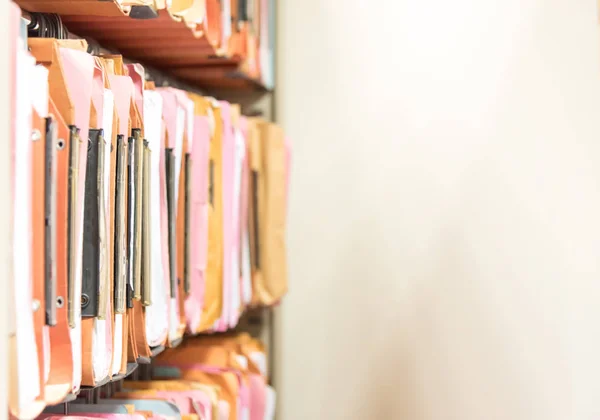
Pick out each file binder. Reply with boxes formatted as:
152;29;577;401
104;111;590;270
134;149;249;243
215;101;235;332
183;106;210;334
11;23;42;417
81;54;116;387
113;134;129;377
59;43;96;393
45;98;75;405
173;90;194;342
198;101;224;332
31;63;50;408
107;60;135;377
143;88;169;348
82;128;104;318
158;88;185;345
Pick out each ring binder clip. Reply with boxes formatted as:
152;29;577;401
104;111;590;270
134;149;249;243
27;13;68;39
86;40;103;57
129;4;160;20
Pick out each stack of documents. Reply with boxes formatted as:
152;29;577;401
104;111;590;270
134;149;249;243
16;0;275;89
39;333;276;420
8;3;288;418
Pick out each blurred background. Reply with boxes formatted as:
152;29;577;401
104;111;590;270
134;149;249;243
275;1;600;419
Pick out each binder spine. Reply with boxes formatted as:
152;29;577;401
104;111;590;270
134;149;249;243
133;129;144;300
126;136;136;309
67;126;80;328
81;129;103;318
165;148;177;299
183;153;192;296
114;135;127;314
44;117;57;326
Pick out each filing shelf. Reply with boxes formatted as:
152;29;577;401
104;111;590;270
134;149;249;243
58;345;167;404
11;3;278;415
111;363;140;382
16;7;268;93
52;335;201;411
16;0;127;17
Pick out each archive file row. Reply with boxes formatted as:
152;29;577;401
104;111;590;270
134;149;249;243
9;3;289;418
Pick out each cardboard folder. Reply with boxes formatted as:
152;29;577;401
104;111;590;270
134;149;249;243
246;118;264;307
105;55;135;376
196;99;224;332
44;98;75;405
260;122;289;304
78;57;119;388
154;368;240;420
113;390;208;419
228;104;247;327
120;381;221;420
124;63;152;363
10;27;44;418
157;87;188;344
213;101;235;332
183;94;211;334
177;334;268;420
248;119;288;307
173;90;195;343
238;117;253;308
26;37;94;403
144;88;170;348
59;41;97;392
98;56;125;379
154;344;249;420
31;64;51;407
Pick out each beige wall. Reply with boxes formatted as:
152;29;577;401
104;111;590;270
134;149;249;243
275;1;600;419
